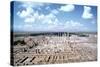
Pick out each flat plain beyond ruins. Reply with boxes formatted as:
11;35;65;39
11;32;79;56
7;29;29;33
12;32;97;66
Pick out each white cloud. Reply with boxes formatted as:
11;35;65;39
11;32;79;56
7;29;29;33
17;6;86;31
21;2;44;8
24;17;35;23
65;20;87;32
41;20;86;32
45;6;50;10
46;13;56;19
59;4;75;12
45;19;87;31
17;2;46;22
40;13;59;25
17;2;59;25
51;9;59;14
16;3;89;32
65;20;83;28
82;6;93;19
17;7;34;18
17;4;59;30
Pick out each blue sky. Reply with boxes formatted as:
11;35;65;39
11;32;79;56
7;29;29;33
12;1;97;32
